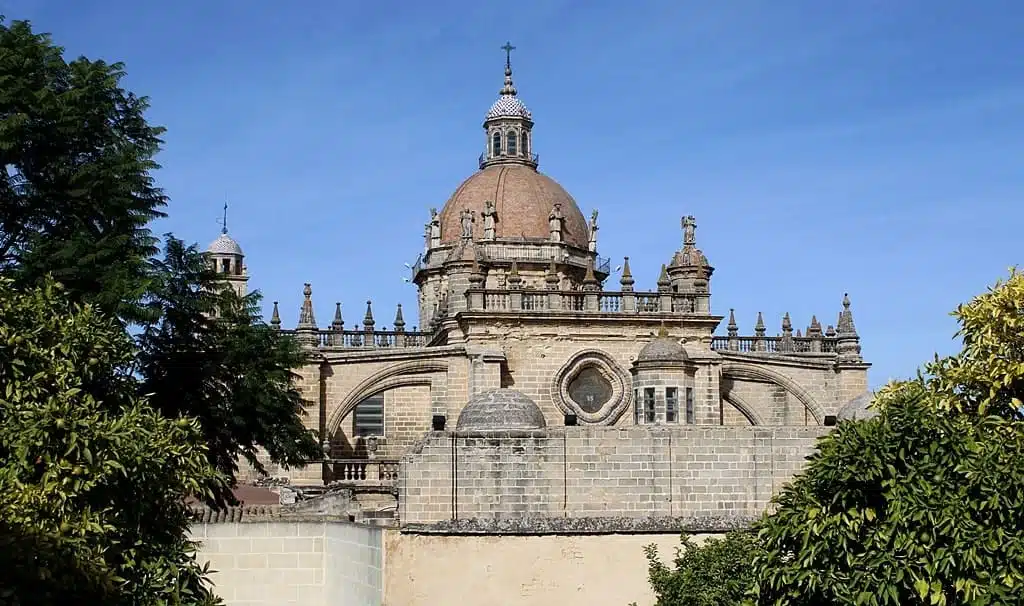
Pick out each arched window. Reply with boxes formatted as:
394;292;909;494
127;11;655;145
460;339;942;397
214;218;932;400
353;394;384;436
220;258;231;274
491;132;501;156
507;131;518;156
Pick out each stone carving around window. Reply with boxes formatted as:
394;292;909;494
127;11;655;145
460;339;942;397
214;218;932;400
552;350;632;424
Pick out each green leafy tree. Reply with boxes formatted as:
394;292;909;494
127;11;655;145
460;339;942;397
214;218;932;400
0;277;226;604
0;17;167;324
136;237;321;506
752;269;1024;606
639;531;762;606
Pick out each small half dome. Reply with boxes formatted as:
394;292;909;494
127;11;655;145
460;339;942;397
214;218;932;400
456;388;546;431
207;232;243;256
637;337;688;363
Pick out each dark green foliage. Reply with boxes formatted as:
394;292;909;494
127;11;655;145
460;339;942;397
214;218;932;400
752;270;1024;605
641;531;762;606
136;237;321;506
0;277;225;605
0;17;167;324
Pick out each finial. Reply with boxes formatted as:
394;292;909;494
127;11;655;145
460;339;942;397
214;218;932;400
808;315;822;338
782;312;792;334
795;329;802;338
727;308;738;337
394;303;405;329
270;301;281;330
825;324;836;338
843;293;851;310
657;264;671;292
619;256;634;291
545;257;559;288
500;41;517;96
297;283;316;329
221;201;229;234
754;312;766;336
657;322;669;338
332;302;344;330
508;260;522;288
363;300;375;328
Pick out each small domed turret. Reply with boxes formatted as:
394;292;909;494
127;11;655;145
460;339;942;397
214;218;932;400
456;388;546;431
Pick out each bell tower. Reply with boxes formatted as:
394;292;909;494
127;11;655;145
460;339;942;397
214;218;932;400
206;202;249;297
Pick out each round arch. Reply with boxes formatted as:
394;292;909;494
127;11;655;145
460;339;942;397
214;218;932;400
327;360;448;434
720;362;825;425
720;388;767;426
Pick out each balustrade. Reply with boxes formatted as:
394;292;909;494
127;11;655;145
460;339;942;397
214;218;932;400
325;459;400;485
464;289;702;316
711;336;838;354
282;329;430;349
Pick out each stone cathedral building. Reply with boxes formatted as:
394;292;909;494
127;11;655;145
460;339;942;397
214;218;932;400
198;48;872;606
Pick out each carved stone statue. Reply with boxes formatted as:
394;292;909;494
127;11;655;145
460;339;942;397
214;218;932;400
548;203;563;243
482;200;497;240
423;222;431;253
428;208;441;248
460;209;475;239
682;215;696;247
588;209;599;252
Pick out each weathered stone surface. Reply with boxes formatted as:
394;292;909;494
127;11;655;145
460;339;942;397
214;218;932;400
456;388;546;431
402;515;757;535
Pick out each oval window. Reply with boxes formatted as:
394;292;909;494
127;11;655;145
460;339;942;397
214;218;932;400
567;367;613;414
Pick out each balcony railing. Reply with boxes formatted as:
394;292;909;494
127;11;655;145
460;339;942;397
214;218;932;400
711;335;838;354
324;459;400;486
478;151;540;168
466;289;707;315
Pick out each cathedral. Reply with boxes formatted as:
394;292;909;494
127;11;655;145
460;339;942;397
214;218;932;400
204;46;871;515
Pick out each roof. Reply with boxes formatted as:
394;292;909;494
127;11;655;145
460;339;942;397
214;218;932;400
207;232;243;256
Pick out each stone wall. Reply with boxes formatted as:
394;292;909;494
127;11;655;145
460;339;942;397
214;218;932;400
383;530;696;606
400;425;828;528
191;520;382;606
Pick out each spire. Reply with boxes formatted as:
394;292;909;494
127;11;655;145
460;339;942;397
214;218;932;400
619;256;634;292
837;293;858;335
500;41;517;96
727;309;738;337
545;257;559;289
221;201;229;235
582;257;600;291
657;264;671;292
363;300;375;329
297;283;316;329
270;301;281;330
754;312;766;337
332;302;344;331
781;312;793;337
394;303;406;330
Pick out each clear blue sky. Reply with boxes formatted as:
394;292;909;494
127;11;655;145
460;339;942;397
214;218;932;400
5;1;1022;388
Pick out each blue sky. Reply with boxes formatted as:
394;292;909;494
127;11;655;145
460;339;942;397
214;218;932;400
4;1;1022;388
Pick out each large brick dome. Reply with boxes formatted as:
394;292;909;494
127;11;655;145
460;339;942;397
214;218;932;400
438;164;589;249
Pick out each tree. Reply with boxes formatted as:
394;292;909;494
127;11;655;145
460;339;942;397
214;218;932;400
0;277;226;604
752;269;1024;605
1;17;319;498
0;17;167;325
136;237;321;506
639;531;763;606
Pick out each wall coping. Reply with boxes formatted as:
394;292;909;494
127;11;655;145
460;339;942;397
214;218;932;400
400;515;760;535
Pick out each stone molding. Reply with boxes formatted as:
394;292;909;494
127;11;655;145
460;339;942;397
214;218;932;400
720;361;824;423
327;360;450;433
550;349;632;425
400;515;759;535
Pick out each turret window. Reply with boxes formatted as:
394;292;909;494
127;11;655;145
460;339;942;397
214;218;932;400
523;132;530;155
666;387;679;423
685;387;695;424
491;132;502;156
220;258;231;274
507;131;518;155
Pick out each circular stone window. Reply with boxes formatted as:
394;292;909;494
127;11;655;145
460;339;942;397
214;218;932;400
568;367;613;413
552;350;632;425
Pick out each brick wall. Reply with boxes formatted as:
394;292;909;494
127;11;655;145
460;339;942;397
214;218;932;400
191;520;382;606
400;425;827;527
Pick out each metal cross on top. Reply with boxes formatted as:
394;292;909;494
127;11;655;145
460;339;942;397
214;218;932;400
501;41;516;67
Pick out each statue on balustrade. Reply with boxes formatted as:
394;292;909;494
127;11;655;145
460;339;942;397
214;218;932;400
549;203;563;243
460;208;475;239
428;208;441;248
482;200;497;240
588;209;599;252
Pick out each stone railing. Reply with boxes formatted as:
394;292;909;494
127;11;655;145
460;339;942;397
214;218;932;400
282;329;431;349
711;335;838;354
324;459;400;486
466;289;709;315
